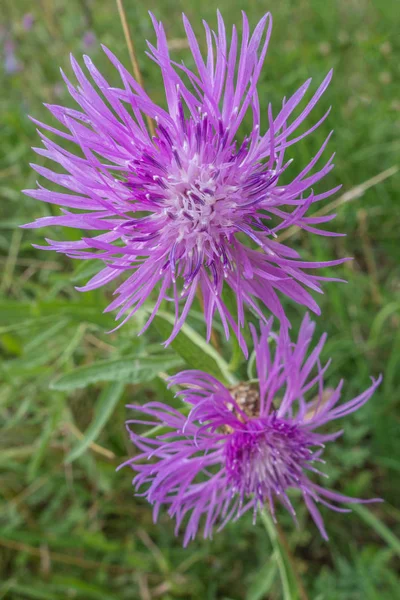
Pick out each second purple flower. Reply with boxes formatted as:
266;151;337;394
121;315;381;546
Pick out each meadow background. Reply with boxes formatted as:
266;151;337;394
1;0;400;598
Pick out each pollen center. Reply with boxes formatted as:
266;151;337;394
225;418;313;501
126;112;279;289
163;159;238;245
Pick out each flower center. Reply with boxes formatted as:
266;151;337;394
162;160;238;245
125;114;280;288
225;417;313;501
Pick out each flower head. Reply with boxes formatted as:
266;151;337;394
22;13;34;32
4;38;22;74
23;12;344;350
121;315;381;546
83;31;96;50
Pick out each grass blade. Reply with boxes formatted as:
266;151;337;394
352;504;400;557
50;355;182;391
66;382;125;463
246;556;278;600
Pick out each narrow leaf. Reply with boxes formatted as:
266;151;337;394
25;319;69;353
246;557;278;600
28;395;65;480
153;311;236;385
352;504;400;557
6;583;58;600
66;382;124;463
50;354;182;391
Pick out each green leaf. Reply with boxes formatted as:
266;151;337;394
50;354;182;391
383;329;400;397
24;319;69;353
28;395;65;480
152;311;236;385
246;350;257;381
5;583;58;600
56;323;87;366
51;576;121;600
246;557;278;600
228;333;244;373
352;505;400;557
369;301;400;343
71;259;102;284
66;382;125;463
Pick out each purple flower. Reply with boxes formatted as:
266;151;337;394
120;315;381;546
3;39;22;74
22;13;35;32
23;12;344;351
83;31;96;50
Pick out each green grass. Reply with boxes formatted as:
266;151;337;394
1;0;400;598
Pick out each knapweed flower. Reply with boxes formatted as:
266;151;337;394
23;12;344;350
22;13;35;32
120;315;381;546
3;39;22;74
83;31;96;50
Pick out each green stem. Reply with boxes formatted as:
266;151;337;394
260;510;309;600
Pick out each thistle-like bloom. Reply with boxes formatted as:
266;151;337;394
121;315;381;546
22;13;34;32
23;12;344;349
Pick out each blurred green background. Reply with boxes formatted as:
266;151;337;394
1;0;400;598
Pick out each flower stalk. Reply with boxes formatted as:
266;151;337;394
115;0;155;136
261;510;309;600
